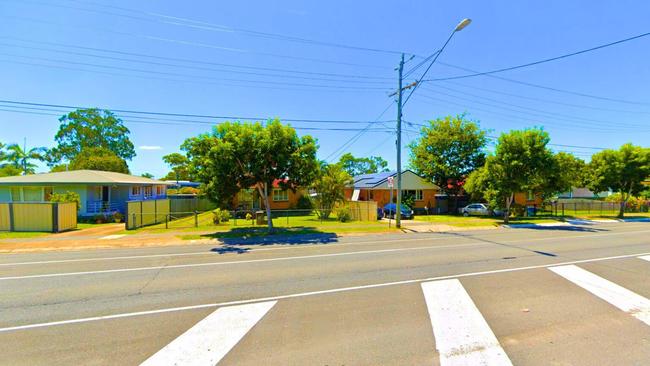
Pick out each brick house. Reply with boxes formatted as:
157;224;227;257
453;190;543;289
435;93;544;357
344;170;440;210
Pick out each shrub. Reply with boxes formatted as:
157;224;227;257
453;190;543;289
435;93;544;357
296;194;313;210
335;207;352;222
180;187;200;195
112;211;124;223
93;214;108;223
245;212;253;220
212;208;231;224
49;191;81;212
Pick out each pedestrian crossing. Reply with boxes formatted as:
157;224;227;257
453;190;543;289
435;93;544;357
134;255;650;365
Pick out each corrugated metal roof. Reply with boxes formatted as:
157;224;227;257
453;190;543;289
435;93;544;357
0;170;173;185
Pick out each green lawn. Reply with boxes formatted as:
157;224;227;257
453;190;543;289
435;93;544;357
0;231;51;239
413;214;564;227
129;211;398;237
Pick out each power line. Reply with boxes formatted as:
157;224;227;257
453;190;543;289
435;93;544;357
0;39;393;83
0;99;397;124
420;85;649;129
15;0;412;56
435;62;650;106
0;36;392;80
2;15;390;70
420;30;650;93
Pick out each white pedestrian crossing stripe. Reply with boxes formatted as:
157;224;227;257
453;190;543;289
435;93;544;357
549;265;650;326
421;279;513;366
140;301;276;366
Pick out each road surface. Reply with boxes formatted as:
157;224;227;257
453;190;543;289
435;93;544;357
1;221;650;365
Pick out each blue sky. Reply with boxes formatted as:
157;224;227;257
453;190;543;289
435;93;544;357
1;0;648;178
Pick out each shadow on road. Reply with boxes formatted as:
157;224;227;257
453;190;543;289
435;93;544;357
507;225;607;232
201;227;339;253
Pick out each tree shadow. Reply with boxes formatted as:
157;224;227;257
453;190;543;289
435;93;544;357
506;225;606;232
200;226;339;248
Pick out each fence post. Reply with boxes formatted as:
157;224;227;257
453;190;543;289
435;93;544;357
52;202;59;233
132;213;137;229
194;211;198;227
154;199;158;225
165;214;168;229
140;201;143;229
561;203;565;218
286;210;289;226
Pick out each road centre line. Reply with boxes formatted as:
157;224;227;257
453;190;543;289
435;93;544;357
422;279;513;365
0;242;488;281
549;264;650;326
2;227;649;267
139;301;276;366
1;250;649;333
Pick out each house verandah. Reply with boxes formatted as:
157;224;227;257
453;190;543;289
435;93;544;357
0;170;172;216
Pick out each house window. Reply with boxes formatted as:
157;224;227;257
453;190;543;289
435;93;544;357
156;186;164;196
10;187;21;202
369;191;374;200
131;186;141;196
527;190;534;201
402;190;423;201
272;189;288;202
44;187;53;201
144;186;153;198
23;187;42;202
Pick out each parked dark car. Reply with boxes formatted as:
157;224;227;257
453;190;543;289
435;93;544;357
383;203;414;219
377;207;385;220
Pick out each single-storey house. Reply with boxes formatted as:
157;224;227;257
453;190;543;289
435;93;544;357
0;170;173;216
344;170;440;210
232;179;308;211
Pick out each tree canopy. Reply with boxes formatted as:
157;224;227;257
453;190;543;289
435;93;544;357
464;128;555;223
586;144;650;218
69;147;130;174
312;163;352;219
182;119;319;230
162;152;191;181
337;153;389;177
409;115;487;210
51;108;136;163
4;143;46;175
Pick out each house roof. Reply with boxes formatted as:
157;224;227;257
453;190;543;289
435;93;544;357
352;171;398;189
0;170;173;186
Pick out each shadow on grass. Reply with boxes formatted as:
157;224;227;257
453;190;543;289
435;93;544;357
197;227;339;248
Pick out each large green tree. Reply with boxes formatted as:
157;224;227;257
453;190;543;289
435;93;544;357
464;128;555;223
5;143;47;175
183;119;320;231
586;144;650;218
409;115;487;211
69;147;130;173
51;108;136;164
162;152;191;182
312;163;352;219
337;153;389;177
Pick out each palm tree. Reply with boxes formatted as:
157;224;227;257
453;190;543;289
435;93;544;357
0;142;6;164
5;143;46;175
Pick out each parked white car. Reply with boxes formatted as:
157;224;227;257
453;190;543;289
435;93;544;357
460;203;503;217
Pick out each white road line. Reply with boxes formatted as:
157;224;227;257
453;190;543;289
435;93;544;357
99;234;126;240
2;227;649;267
139;301;275;366
422;279;513;365
2;251;650;333
637;255;650;263
0;235;455;266
0;243;487;281
549;265;650;326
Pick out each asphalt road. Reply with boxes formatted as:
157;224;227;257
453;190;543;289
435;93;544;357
1;222;650;365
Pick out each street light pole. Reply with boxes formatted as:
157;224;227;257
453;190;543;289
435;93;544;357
395;54;404;228
393;18;471;229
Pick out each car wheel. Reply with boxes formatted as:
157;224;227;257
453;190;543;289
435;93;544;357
463;212;469;217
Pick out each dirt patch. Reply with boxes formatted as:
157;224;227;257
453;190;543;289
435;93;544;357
55;223;125;237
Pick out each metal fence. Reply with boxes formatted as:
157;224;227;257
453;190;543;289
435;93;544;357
0;202;77;232
524;201;649;217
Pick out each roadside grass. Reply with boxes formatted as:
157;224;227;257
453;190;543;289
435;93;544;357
0;231;50;239
127;211;398;238
413;215;563;227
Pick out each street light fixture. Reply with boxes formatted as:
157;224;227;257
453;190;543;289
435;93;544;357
393;18;472;228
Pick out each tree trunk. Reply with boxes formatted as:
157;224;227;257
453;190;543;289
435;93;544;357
257;183;274;232
503;194;514;224
618;188;631;219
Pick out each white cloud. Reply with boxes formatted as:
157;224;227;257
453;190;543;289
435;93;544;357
139;145;163;150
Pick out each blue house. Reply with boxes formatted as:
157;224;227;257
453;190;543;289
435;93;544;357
0;170;173;216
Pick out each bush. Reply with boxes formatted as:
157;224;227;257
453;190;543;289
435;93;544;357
335;207;352;222
93;214;108;224
212;208;231;224
179;187;200;195
49;191;81;212
112;211;124;223
245;212;253;220
296;194;313;210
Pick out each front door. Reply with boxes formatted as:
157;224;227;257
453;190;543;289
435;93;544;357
102;186;109;203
